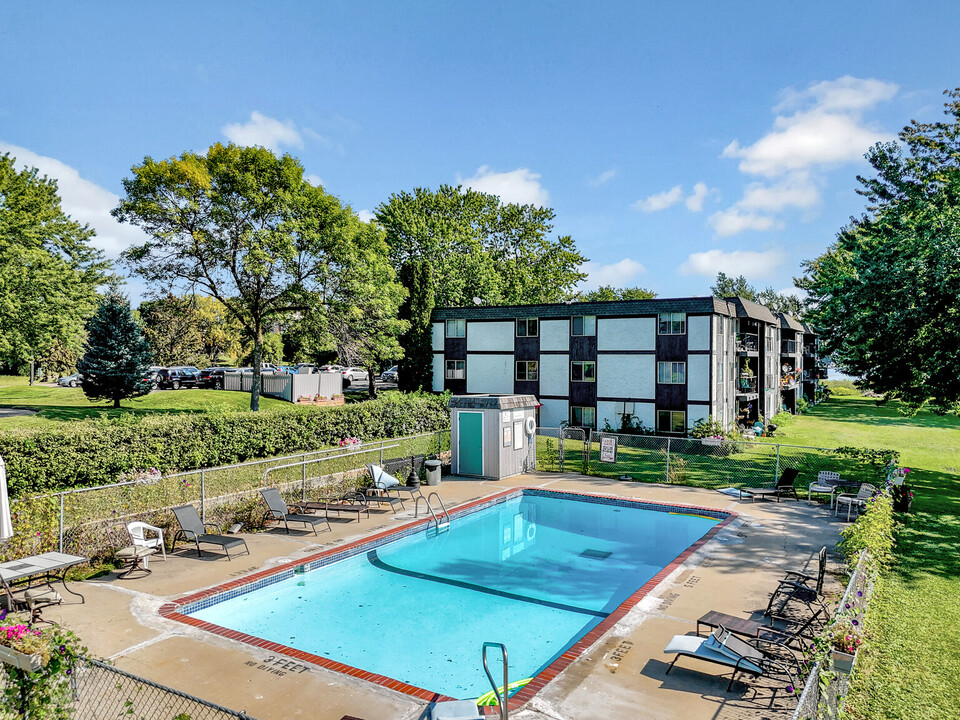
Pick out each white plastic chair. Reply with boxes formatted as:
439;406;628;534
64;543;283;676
808;470;842;506
127;521;166;566
836;483;877;521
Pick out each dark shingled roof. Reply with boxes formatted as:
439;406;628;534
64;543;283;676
779;313;805;332
728;297;780;325
433;296;739;321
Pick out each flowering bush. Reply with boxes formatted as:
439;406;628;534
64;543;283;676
117;467;161;485
338;437;361;448
824;618;864;655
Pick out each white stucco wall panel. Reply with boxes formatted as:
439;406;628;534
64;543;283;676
431;323;445;352
540;320;569;352
466;322;514;352
688;315;711;351
687;354;710;402
431;354;445;392
597;317;655;351
539;354;569;397
538;399;568;429
597;354;655;399
466;354;514;394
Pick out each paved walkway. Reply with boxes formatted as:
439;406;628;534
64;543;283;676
38;473;843;720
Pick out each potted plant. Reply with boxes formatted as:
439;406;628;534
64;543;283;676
823;618;863;674
891;484;914;512
0;620;47;671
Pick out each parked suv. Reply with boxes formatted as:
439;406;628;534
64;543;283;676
199;367;235;389
156;367;200;390
380;366;398;383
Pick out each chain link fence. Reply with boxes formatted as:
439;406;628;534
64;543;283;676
792;551;873;720
536;429;887;491
0;658;257;719
3;430;450;564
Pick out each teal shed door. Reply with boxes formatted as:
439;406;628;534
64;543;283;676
458;412;483;476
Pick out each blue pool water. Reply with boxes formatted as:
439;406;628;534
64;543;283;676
189;492;718;698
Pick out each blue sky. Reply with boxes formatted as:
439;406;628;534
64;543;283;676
2;2;958;304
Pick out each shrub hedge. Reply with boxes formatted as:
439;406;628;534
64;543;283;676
0;391;450;496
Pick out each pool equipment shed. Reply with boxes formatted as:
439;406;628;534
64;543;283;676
448;395;538;480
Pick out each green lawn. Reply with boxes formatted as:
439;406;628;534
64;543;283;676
0;375;294;428
746;397;960;719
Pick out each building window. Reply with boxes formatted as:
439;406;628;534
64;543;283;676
445;319;465;338
570;406;596;429
516;360;539;381
445;360;465;379
657;410;686;433
571;361;596;382
657;361;686;384
658;312;686;335
571;315;596;336
718;361;724;385
516;318;539;337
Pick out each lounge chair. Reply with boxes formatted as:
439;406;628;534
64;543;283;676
835;483;876;521
368;463;423;498
261;488;331;534
294;491;371;522
739;468;800;502
172;505;250;560
664;625;802;692
765;546;828;623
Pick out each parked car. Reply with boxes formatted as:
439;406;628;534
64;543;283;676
58;373;82;388
146;366;164;386
156;367;200;390
318;364;343;373
341;367;369;386
199;367;235;389
295;363;317;374
380;366;398;383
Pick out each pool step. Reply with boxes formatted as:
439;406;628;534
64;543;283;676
429;700;484;720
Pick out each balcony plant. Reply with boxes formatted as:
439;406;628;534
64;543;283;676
891;484;914;512
818;617;864;674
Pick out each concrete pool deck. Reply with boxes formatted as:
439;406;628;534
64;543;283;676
40;473;844;720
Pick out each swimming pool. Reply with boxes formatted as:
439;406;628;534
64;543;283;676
163;489;732;703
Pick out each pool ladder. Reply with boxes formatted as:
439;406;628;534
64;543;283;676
482;642;509;720
415;492;450;533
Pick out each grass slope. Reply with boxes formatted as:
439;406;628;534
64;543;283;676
776;397;960;720
0;375;293;429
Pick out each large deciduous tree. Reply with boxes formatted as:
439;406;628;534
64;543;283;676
78;294;153;408
711;272;804;316
397;260;434;392
114;143;363;410
797;88;960;414
139;294;243;367
575;285;657;302
0;153;110;381
375;185;587;308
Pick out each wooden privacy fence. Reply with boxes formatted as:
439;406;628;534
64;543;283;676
222;372;342;402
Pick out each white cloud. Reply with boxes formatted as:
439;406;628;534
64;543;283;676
222;111;305;152
0;141;150;258
305;173;324;187
737;172;820;212
708;209;783;237
633;185;683;212
685;182;718;212
588;169;617;187
579;258;647;290
679;248;785;278
458;166;549;207
356;209;375;223
722;77;898;177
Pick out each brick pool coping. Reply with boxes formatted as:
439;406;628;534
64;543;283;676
159;487;737;711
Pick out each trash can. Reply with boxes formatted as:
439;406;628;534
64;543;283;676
425;459;442;486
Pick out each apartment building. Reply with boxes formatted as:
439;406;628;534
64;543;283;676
430;296;819;433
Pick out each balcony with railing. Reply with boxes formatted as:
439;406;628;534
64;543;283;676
736;374;759;399
803;343;817;357
736;333;759;354
780;369;802;389
781;339;798;355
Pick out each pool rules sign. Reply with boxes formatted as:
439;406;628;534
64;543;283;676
599;436;617;463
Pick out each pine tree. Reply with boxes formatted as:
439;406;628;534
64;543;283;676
78;294;154;408
398;260;435;392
